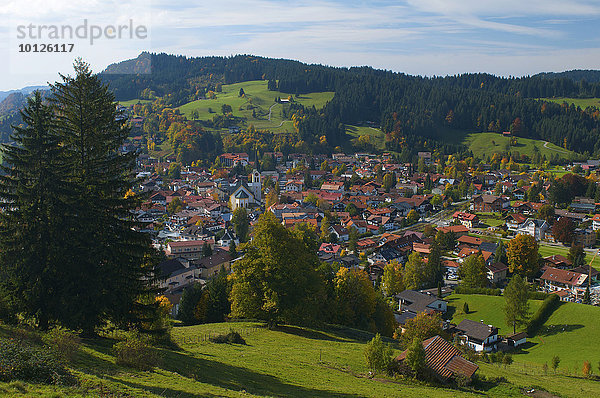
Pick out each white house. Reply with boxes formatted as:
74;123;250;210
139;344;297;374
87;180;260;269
516;218;549;241
456;319;499;352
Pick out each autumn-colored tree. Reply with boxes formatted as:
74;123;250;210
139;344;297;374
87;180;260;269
265;189;278;208
382;261;403;297
382;173;395;192
583;360;592;378
229;212;325;326
395;312;442;348
552;217;574;244
407;209;420;225
506;234;539;277
403;251;428;290
334;268;376;331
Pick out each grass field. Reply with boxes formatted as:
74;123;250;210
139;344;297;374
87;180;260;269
345;125;386;150
448;294;600;371
539;97;600;109
2;319;599;397
177;80;334;133
119;98;153;107
464;132;574;159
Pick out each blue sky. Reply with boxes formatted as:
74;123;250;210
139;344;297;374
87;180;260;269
1;0;599;90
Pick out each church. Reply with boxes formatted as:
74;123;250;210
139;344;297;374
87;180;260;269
229;170;262;211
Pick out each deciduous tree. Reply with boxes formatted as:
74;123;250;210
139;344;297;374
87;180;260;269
506;234;539;277
504;275;530;334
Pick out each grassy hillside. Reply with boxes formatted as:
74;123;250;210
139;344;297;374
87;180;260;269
464;132;575;159
119;98;153;107
540;97;600;109
177;80;334;133
448;294;600;370
345;125;386;150
2;320;600;397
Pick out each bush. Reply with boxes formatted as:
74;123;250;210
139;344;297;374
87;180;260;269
527;291;549;300
209;329;246;345
454;286;501;296
113;332;160;370
527;294;560;335
0;338;74;384
43;327;80;362
364;334;393;373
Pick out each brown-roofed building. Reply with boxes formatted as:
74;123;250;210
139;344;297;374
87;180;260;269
472;194;509;212
436;224;469;237
540;267;588;300
396;335;478;382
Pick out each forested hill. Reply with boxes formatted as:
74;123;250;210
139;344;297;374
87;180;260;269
85;53;600;156
535;70;600;84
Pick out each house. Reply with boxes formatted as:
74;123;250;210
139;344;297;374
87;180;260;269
540;267;587;299
570;197;597;213
457;235;483;248
506;213;527;232
158;257;202;292
572;228;596;247
591;214;600;231
455;319;499;352
452;211;479;229
330;225;350;242
319;243;341;257
437;224;469;238
166;240;213;260
516;218;549;241
543;255;572;269
472;194;509;212
193;248;231;279
486;262;508;284
395;335;478;382
504;332;527;348
396;290;447;314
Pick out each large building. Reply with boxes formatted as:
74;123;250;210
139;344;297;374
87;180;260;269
230;170;262;211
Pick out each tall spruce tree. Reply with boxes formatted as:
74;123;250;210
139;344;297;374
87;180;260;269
0;92;70;329
49;60;156;334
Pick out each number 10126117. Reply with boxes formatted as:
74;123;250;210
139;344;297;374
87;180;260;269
18;43;74;53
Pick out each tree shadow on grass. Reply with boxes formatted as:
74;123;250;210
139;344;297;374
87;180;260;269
152;349;364;398
536;324;584;337
274;325;353;343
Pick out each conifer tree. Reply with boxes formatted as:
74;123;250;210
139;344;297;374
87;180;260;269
0;92;70;329
50;60;156;334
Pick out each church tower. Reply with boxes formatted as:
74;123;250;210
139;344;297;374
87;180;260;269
250;170;262;202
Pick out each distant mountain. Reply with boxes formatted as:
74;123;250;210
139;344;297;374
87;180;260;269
102;52;151;75
0;85;47;102
534;70;600;84
0;92;27;116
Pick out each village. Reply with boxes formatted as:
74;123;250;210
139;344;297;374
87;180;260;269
125;141;600;359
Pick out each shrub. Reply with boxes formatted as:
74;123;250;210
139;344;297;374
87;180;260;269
527;291;549;300
0;338;74;384
527;294;560;335
43;327;81;362
113;332;160;370
364;333;393;373
209;329;246;345
454;286;501;296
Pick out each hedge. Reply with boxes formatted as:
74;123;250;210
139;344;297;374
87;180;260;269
527;294;560;335
454;286;501;296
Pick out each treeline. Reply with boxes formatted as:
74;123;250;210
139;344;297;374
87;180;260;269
535;69;600;84
101;53;600;155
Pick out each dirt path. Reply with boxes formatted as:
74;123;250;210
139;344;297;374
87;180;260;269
267;103;277;121
543;141;569;154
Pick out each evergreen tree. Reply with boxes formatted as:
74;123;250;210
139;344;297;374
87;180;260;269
0;92;70;329
49;60;156;334
232;207;249;243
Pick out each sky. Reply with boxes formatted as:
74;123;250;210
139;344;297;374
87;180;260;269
1;0;599;91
